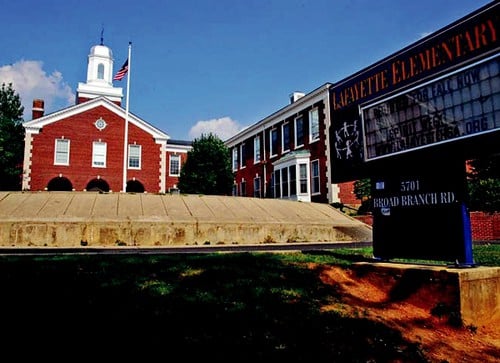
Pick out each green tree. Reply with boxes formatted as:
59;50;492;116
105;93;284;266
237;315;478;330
178;133;234;195
353;178;372;214
466;154;500;213
0;83;25;191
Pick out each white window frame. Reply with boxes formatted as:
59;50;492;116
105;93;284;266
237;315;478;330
169;154;181;176
92;141;106;168
240;179;246;196
309;108;320;143
294;115;304;149
128;144;141;169
270;128;278;157
253;136;261;164
281;122;290;153
54;138;70;166
311;159;320;195
240;143;246;169
253;176;261;198
232;148;238;171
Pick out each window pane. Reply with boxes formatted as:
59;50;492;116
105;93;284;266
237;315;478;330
282;123;290;152
310;109;319;141
128;145;141;168
281;168;288;197
93;142;106;167
312;160;320;194
253;177;261;197
55;139;69;165
300;164;307;193
289;165;296;196
254;136;261;163
295;117;304;147
170;154;180;175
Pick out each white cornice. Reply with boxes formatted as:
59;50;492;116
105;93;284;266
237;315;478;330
225;83;331;146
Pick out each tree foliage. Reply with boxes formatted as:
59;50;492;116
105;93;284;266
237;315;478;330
178;133;234;195
353;178;372;214
466;154;500;213
0;83;24;190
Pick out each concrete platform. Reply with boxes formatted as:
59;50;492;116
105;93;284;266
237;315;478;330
0;191;372;247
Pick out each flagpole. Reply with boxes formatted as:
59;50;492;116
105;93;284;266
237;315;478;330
122;42;132;192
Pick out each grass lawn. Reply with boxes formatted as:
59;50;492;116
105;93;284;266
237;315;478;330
0;244;498;361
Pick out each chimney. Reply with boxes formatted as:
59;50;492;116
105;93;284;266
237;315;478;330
289;91;305;104
32;99;45;119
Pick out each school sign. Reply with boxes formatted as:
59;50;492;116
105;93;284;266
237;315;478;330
329;2;499;263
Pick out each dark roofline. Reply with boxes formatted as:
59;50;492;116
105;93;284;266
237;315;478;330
169;139;193;146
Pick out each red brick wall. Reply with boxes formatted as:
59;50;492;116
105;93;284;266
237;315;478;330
337;181;360;206
28;106;162;192
354;212;500;241
470;212;500;241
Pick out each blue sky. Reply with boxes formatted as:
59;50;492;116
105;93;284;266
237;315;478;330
0;0;492;141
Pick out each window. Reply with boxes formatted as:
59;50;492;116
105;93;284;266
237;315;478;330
97;63;104;79
240;143;246;169
254;136;261;163
309;108;320;142
289;165;297;196
281;168;288;197
232;148;238;171
54;139;70;165
240;179;246;196
294;116;304;148
270;128;278;157
273;170;281;198
128;144;141;169
253;176;261;198
311;160;320;194
299;163;308;193
92;141;106;167
170;154;181;176
282;123;290;153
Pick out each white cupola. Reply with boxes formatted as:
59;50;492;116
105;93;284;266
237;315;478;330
76;41;124;105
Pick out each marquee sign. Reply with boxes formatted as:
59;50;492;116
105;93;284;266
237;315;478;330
330;2;499;182
362;55;499;160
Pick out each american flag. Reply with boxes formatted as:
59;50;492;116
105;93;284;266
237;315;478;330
113;59;128;81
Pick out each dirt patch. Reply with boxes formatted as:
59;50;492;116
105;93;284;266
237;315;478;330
315;264;500;363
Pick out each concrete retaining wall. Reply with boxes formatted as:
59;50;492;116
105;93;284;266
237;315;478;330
0;192;373;247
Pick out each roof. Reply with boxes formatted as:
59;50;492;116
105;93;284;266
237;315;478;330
23;96;170;142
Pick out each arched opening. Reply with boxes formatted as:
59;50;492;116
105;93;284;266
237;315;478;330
86;178;110;192
126;180;145;193
47;176;73;191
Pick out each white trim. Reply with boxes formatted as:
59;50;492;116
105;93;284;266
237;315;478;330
169;154;181;176
54;138;70;166
128;144;141;169
23;96;170;142
294;115;304;149
92;141;107;168
225;83;331;147
308;107;320;143
281;122;290;153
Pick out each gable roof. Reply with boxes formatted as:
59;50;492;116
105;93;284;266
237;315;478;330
23;96;170;142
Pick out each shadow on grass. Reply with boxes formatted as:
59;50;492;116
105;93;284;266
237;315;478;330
0;253;427;361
